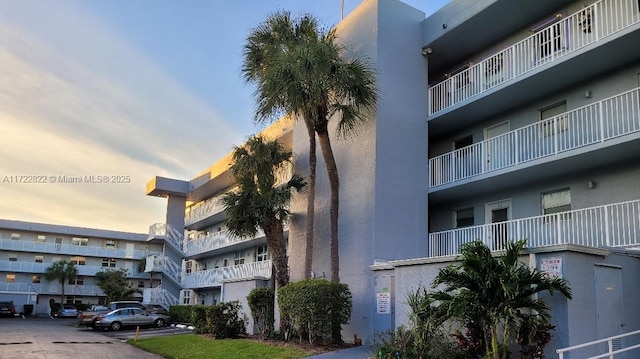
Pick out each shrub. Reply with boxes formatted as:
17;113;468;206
278;279;352;345
169;305;193;324
169;303;247;338
247;287;275;338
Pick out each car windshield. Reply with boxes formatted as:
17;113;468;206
63;305;76;309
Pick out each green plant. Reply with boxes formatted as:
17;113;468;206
247;287;275;338
518;314;555;359
278;279;352;345
169;305;193;324
190;302;248;339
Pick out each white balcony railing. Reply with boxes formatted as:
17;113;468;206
186;229;265;256
429;199;640;257
143;286;179;307
148;223;185;254
0;282;105;296
145;255;182;284
0;260;145;278
182;260;272;289
429;87;640;187
185;194;225;227
429;0;640;115
0;238;158;260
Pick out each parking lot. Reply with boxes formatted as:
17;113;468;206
0;316;191;359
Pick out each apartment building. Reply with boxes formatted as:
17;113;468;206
0;219;163;316
146;0;640;354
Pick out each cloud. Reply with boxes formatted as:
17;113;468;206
0;1;245;232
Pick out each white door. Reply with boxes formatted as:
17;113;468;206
126;243;134;258
484;121;510;171
485;199;511;251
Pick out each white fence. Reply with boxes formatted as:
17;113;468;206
429;87;640;187
557;329;640;359
146;255;182;284
429;199;640;256
184;194;225;227
148;223;185;254
429;0;640;114
0;238;157;260
143;286;179;307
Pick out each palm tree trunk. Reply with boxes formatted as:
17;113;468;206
316;128;340;283
264;219;289;289
303;117;316;279
60;281;65;307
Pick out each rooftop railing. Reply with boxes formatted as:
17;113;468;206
429;0;640;115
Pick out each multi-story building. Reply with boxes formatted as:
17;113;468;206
147;0;640;355
0;219;163;315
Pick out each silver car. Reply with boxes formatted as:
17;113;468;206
59;304;79;318
93;308;169;331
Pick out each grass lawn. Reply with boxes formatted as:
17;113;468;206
129;334;312;359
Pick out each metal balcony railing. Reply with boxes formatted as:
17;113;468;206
0;260;145;278
557;328;640;359
429;199;640;257
182;260;272;289
429;0;640;115
148;223;185;254
185;194;225;227
145;255;182;284
185;229;265;256
0;238;159;260
0;282;106;296
143;286;179;307
429;87;640;187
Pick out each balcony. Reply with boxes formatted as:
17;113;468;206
148;223;185;254
429;199;640;257
145;254;181;285
428;0;640;119
185;194;225;228
0;260;145;278
0;238;159;260
143;286;178;307
182;260;272;289
186;228;266;257
429;87;640;188
0;282;105;296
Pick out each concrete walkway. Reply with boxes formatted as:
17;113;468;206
306;345;374;359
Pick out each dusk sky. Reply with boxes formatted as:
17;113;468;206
0;0;449;233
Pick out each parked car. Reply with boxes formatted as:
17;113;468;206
144;304;168;315
59;304;79;318
93;308;170;331
0;301;16;318
78;301;145;328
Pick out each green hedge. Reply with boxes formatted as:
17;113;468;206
170;302;247;339
278;279;352;345
169;305;193;324
247;287;275;338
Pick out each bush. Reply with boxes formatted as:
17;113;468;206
169;305;193;324
190;301;247;339
278;279;352;345
247;287;274;338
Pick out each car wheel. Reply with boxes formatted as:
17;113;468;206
110;321;122;331
154;318;165;327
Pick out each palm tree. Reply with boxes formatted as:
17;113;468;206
242;11;377;282
44;259;78;306
432;240;572;359
221;136;305;289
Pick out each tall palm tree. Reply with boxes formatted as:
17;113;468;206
432;240;572;359
242;11;377;282
221;136;305;289
44;259;78;306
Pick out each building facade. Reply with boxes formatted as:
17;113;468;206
0;219;163;316
146;0;640;354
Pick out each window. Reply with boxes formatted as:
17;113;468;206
454;136;473;150
185;261;193;274
455;208;475;228
223;259;229;267
69;277;84;285
32;275;41;284
66;296;81;304
234;251;245;266
11;233;20;240
98;297;106;305
182;290;191;305
256;245;269;262
138;281;145;288
70;256;86;265
102;258;116;267
8;254;17;262
543;189;571;220
34;255;43;263
72;237;88;246
6;274;15;282
36;235;46;243
540;102;568;136
104;239;116;248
